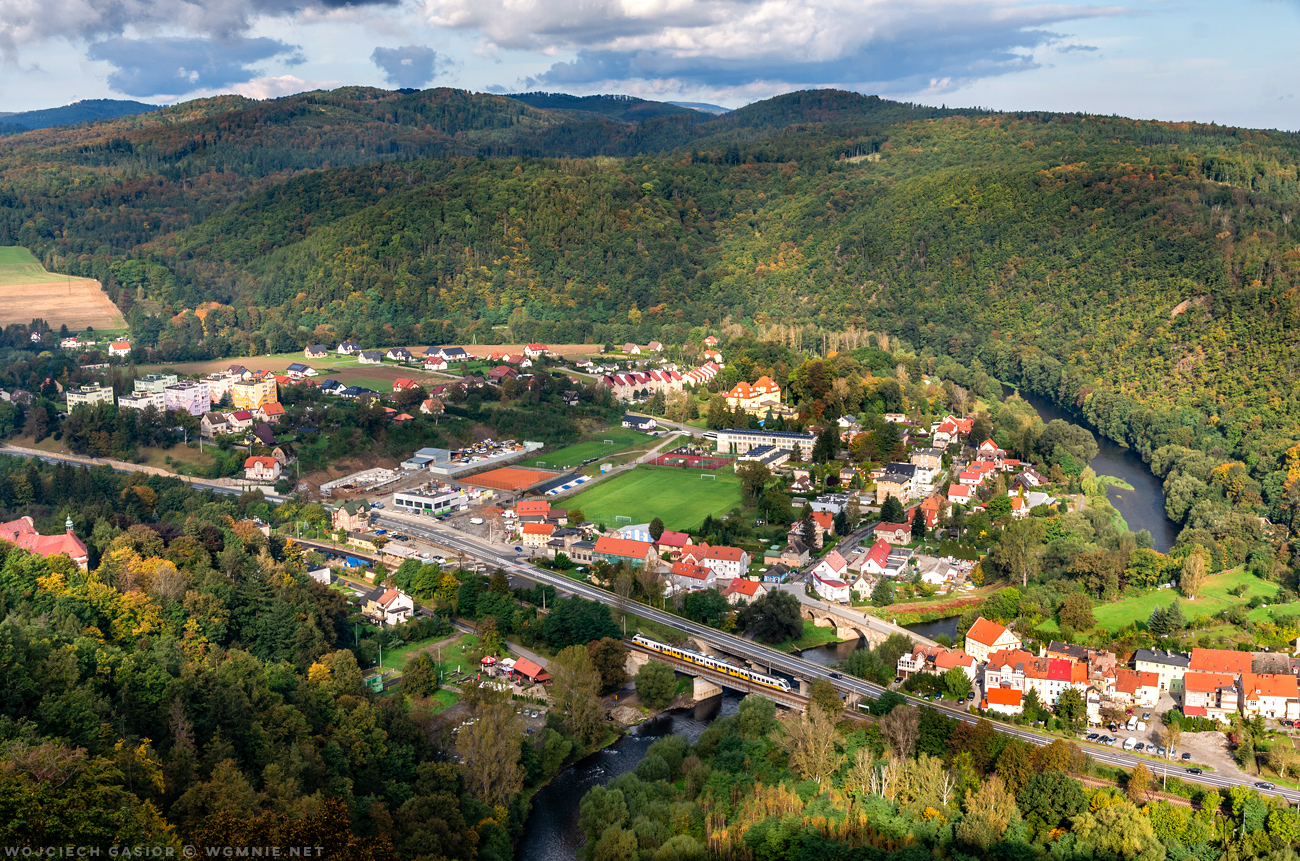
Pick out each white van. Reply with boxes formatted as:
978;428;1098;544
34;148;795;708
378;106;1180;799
1126;716;1138;731
1122;737;1137;752
1136;721;1147;733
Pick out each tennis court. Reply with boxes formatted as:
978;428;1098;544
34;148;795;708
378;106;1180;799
647;452;733;470
462;466;559;491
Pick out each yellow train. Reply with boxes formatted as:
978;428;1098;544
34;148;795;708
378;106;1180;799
632;634;793;693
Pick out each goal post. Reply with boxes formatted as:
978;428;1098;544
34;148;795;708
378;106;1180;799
700;473;716;481
614;515;633;524
604;439;615;445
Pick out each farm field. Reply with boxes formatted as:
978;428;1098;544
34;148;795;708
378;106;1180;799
524;427;656;470
1037;567;1277;634
0;246;126;328
563;465;743;530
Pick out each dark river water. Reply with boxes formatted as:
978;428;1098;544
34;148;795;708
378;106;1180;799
1011;389;1176;552
517;693;741;861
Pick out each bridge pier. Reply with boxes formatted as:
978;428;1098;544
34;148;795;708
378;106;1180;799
625;650;650;676
693;678;723;702
799;678;810;697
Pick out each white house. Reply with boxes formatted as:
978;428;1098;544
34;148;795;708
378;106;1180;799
681;544;750;584
813;573;850;603
525;343;549;358
723;578;767;605
337;341;361;355
668;561;715;594
810;549;849;582
108;341;132;357
366;588;415;626
963;617;1022;663
358;350;384;365
244;456;282;482
947;484;973;506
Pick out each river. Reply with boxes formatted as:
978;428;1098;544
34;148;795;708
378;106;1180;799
517;693;741;861
1011;389;1177;552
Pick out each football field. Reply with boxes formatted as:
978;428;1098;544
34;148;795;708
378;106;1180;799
563;466;742;530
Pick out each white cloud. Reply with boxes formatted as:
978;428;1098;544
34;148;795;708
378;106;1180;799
232;73;342;98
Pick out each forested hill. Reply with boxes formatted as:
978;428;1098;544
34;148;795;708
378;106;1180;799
6;86;1300;502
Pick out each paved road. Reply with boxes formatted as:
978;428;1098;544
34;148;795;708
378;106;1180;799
371;508;1299;804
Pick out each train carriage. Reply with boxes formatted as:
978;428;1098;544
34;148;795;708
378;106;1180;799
632;634;792;693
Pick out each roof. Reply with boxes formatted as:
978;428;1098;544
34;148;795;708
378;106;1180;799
966;617;1014;648
655;530;692;548
811;511;834;531
593;535;654;559
377;588;403;608
873;522;911;533
517;500;550;517
818;549;848;572
1182;671;1238;693
1134;649;1191;668
1113;668;1160;695
0;516;88;563
698;545;746;562
725;579;763;597
260;402;285;415
986;688;1023;707
934;650;975;670
670;561;711;580
1242;672;1299;701
863;539;891;569
110;340;130;349
1190;648;1254;676
522;522;555;536
513;657;551;682
949;485;972;498
244;456;278;468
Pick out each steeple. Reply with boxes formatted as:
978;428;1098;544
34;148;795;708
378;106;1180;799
65;515;74;533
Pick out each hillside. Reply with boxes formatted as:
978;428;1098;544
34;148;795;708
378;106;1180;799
3;86;1300;533
0;98;162;133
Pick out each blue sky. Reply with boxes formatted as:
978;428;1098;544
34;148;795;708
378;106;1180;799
1;0;1297;130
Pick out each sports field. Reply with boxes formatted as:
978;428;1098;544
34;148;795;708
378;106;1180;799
0;246;126;328
524;427;655;469
563;466;743;530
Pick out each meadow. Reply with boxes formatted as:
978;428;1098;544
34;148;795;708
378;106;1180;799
524;426;656;470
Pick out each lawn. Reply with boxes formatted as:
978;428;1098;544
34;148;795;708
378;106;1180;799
563;465;743;530
776;619;843;653
140;442;218;472
1041;567;1278;633
0;246;63;285
524;427;657;470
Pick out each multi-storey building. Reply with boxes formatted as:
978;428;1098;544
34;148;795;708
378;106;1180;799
164;380;210;416
66;384;115;410
232;376;278;410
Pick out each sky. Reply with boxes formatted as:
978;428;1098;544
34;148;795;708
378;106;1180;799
1;0;1298;130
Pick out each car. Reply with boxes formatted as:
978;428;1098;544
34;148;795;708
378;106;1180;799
1181;752;1192;761
1133;743;1145;752
829;672;842;679
373;503;385;509
1125;708;1133;716
1255;782;1275;790
374;529;387;535
1141;712;1151;721
1187;768;1202;774
1157;747;1167;757
1086;733;1099;741
515;546;524;553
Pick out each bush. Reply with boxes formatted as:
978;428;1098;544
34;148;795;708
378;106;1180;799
635;661;678;709
634;753;671;782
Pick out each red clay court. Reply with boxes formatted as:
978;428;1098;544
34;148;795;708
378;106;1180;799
647;453;733;470
463;466;559;491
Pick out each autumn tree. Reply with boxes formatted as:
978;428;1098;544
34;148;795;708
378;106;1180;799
880;705;920;760
456;680;524;806
1058;593;1095;630
1126;762;1152;805
586;637;629;695
780;705;841;784
808;678;842;717
550;645;606;747
1181;551;1208;600
955;774;1019;849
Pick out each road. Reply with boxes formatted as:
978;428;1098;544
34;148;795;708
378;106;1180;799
372;508;1299;804
0;442;287;501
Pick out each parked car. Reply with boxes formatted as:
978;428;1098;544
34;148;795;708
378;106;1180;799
1086;733;1099;741
1181;752;1192;761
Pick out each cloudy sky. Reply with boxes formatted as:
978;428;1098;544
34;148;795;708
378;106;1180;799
1;0;1297;129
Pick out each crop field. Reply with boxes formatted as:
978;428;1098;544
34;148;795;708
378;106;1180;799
563;466;742;530
0;246;126;328
524;427;655;469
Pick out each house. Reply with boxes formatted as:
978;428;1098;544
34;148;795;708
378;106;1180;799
811;549;849;582
108;341;132;357
512;657;552;685
703;349;722;362
521;522;555;548
257;402;286;423
810;510;835;538
252;423;277;447
964;617;1023;662
517;499;550;519
976;439;1003;457
391;379;419;393
984;649;1034;692
1189;648;1254;679
622;343;641;355
358;350;384;365
1183;671;1240;722
723;578;766;605
305;345;328;359
562;391;580;407
983;687;1024;715
332;501;371;533
813;573;850;603
271;444;296;466
337;341;361;355
858;539;893;576
910;448;945;472
1022;657;1090;708
429;346;471;363
947;484;973;506
682;544;751;583
897;644;977;683
420;398;444;415
592;535;657;568
1012;469;1047;491
387;348;414;362
0;516;89;570
772;537;810;567
308;568;333;586
489;365;518;382
525;343;549;358
918;495;946;529
286;362;312;378
622;413;656;431
424;356;449;371
1110;669;1161;708
669;561;715;593
66;384;115;410
725;376;783;416
244;456;282;482
872;522;912;545
1241;673;1300;720
365;588;415;627
201;412;230;438
654;530;693;556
